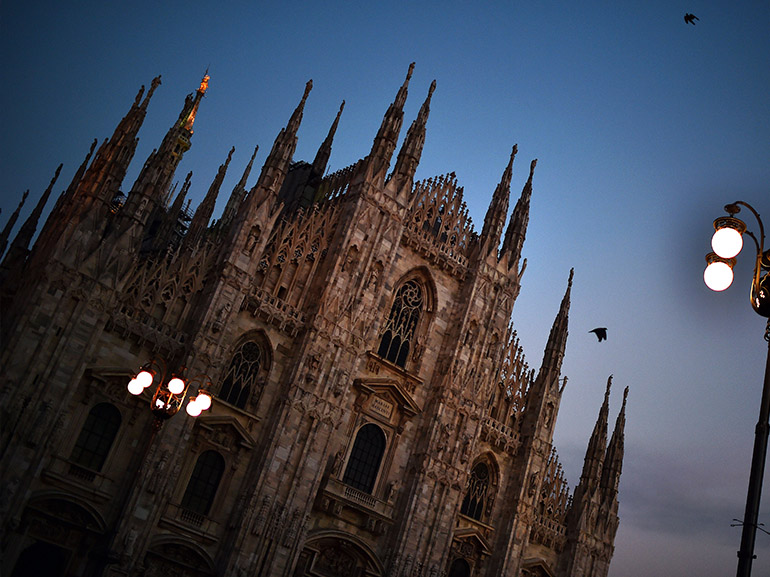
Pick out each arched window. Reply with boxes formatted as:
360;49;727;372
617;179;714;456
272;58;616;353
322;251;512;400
181;450;225;516
460;462;490;521
70;403;121;471
377;279;423;368
447;558;471;577
219;340;263;408
342;424;386;494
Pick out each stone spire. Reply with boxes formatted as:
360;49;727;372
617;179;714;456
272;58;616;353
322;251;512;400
1;165;61;271
501;158;536;270
312;100;345;177
480;145;516;258
537;267;573;385
186;147;234;247
601;386;628;498
246;80;312;211
579;376;612;492
34;139;98;258
76;77;161;213
387;80;435;198
366;63;414;183
0;190;29;257
220;145;258;231
119;73;207;232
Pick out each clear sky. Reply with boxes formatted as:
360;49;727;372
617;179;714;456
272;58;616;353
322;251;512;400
1;1;768;575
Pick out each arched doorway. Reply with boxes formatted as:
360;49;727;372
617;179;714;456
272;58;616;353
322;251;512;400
11;540;70;577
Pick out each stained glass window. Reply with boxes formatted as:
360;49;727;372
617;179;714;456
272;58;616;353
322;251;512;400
70;403;121;471
342;424;386;494
377;279;423;368
220;340;262;408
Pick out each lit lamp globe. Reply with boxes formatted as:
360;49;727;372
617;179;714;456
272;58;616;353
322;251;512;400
711;226;743;259
186;399;203;417
127;378;144;396
136;369;154;389
704;260;734;291
196;391;212;411
168;376;186;395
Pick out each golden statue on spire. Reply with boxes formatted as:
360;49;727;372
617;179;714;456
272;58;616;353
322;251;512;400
198;72;210;95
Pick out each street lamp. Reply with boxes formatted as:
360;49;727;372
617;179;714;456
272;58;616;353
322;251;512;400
704;201;770;577
127;358;213;422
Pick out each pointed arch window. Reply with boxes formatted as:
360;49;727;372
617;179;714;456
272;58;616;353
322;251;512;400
460;462;490;521
181;450;225;516
377;279;423;368
342;424;386;494
70;403;121;471
219;340;263;408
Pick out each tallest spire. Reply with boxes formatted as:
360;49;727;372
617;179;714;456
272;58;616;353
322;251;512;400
120;74;207;232
181;71;209;133
366;63;415;183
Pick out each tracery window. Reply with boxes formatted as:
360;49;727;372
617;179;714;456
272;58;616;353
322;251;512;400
342;423;386;494
70;403;121;471
181;450;225;516
377;279;423;368
460;462;490;521
219;340;263;408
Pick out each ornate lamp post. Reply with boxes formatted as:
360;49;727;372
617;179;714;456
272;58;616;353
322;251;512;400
704;201;770;577
127;358;213;423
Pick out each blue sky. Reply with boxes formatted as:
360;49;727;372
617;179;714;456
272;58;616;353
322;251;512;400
2;1;769;575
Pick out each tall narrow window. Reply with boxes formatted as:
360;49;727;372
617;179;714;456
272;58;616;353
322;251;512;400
377;279;423;368
342;424;386;494
460;462;490;521
70;403;121;471
220;340;263;408
181;450;225;516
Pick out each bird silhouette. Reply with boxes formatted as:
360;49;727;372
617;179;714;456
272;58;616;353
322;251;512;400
684;13;699;25
589;328;608;342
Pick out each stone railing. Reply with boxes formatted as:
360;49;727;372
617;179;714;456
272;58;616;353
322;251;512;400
530;514;567;552
243;288;306;336
321;476;394;524
159;502;220;545
480;415;520;455
108;304;187;355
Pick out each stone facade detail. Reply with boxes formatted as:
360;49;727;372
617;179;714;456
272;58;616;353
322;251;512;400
0;65;627;577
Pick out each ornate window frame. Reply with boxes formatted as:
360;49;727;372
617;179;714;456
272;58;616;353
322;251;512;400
217;331;272;412
375;268;436;373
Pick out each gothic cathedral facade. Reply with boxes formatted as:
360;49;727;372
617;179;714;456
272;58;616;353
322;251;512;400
1;65;627;577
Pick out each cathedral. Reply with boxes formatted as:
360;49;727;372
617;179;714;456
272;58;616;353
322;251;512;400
0;64;627;577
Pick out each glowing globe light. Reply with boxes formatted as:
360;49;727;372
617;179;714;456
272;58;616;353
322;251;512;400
186;399;203;417
704;260;734;291
711;226;744;259
127;378;144;395
167;377;186;395
136;370;154;389
196;391;212;411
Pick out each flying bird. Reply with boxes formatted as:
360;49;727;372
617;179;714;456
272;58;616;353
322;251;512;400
589;328;608;342
684;13;699;25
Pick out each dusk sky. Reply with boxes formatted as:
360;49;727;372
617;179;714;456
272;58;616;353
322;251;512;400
1;1;768;575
